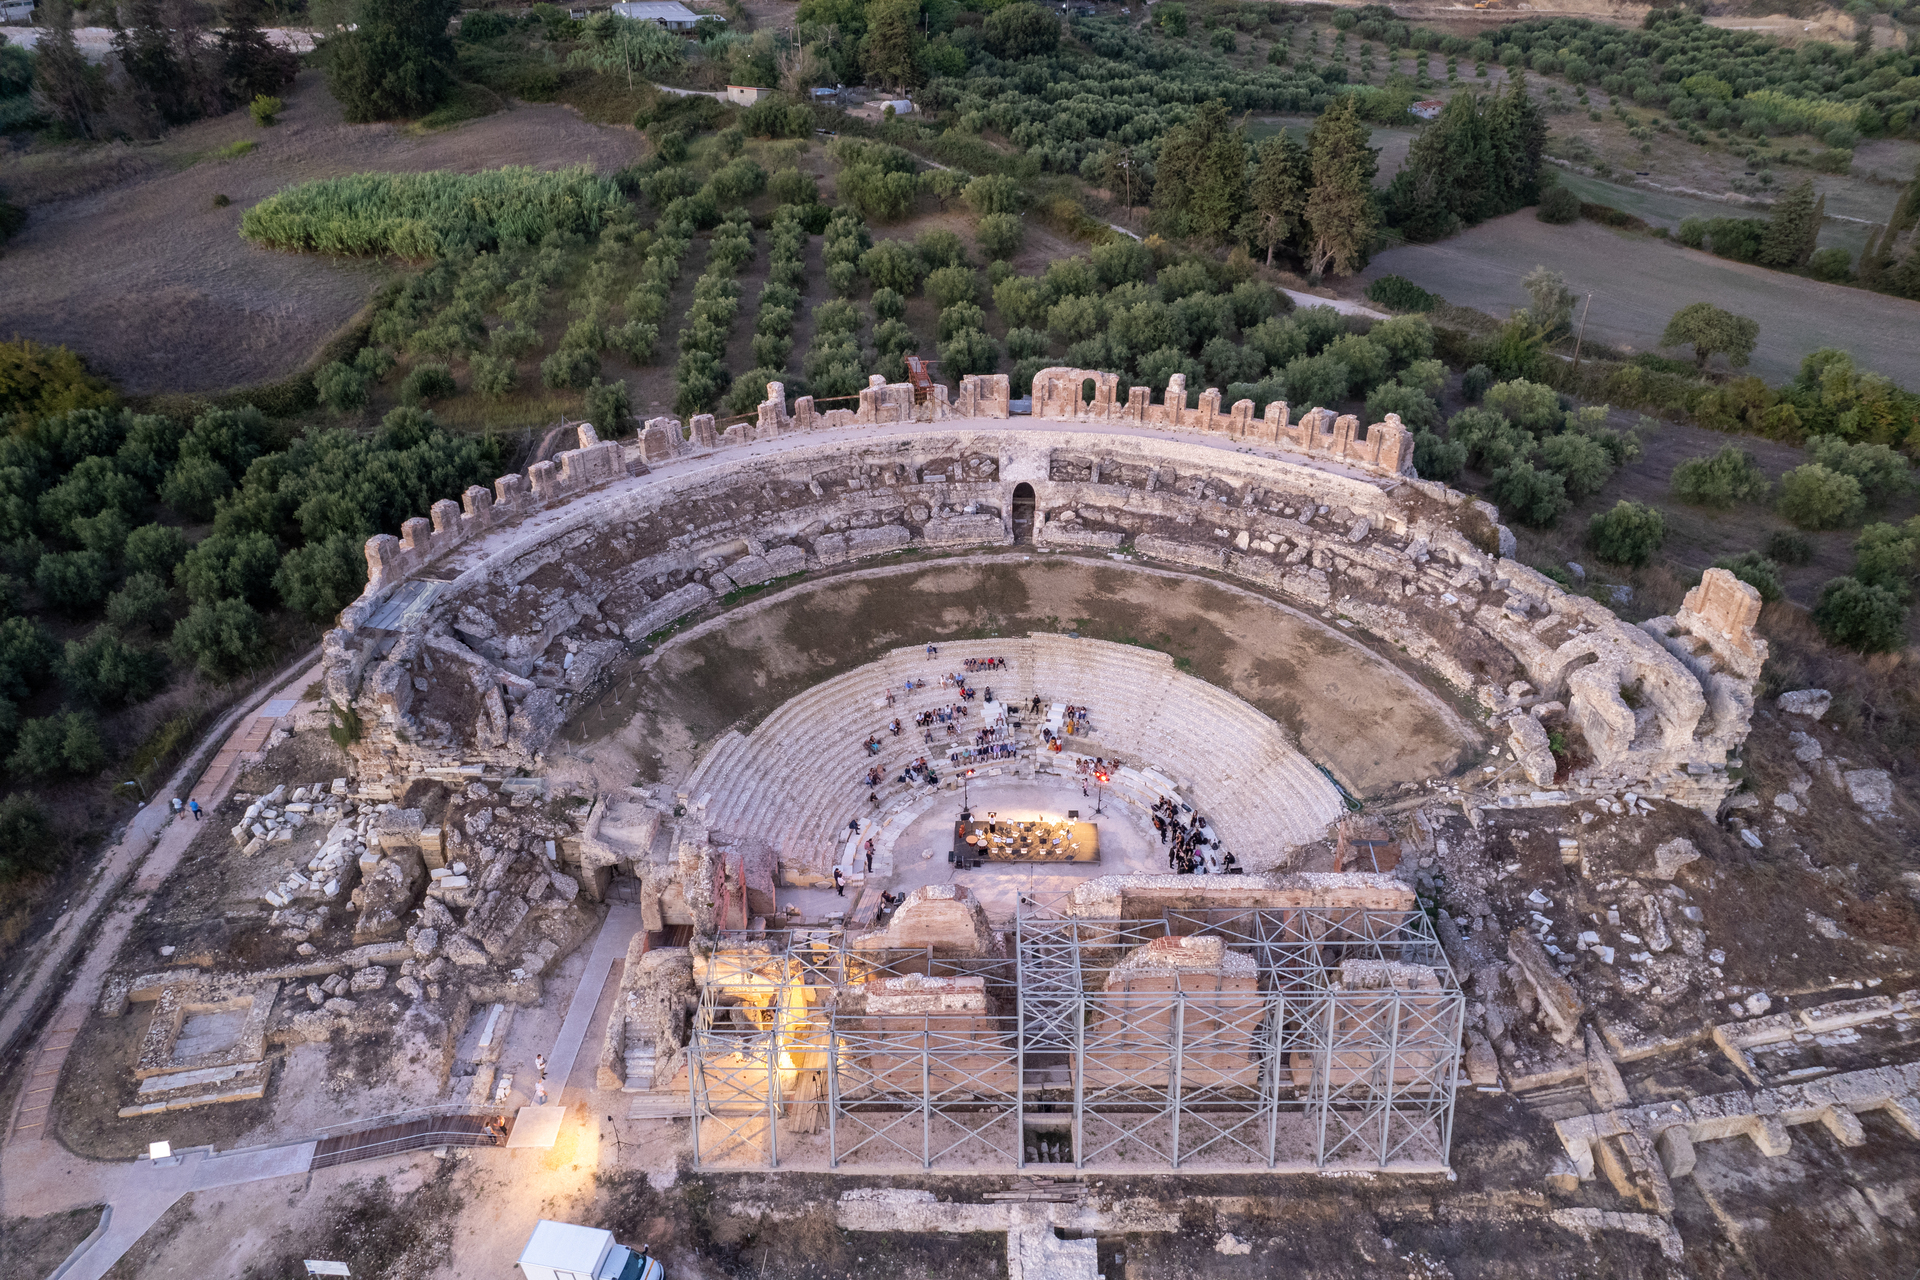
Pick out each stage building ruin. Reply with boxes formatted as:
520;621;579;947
684;875;1464;1173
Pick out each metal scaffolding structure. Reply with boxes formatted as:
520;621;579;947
688;905;1463;1172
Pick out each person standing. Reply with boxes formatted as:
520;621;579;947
170;797;184;819
188;799;202;821
833;865;846;896
535;1053;548;1080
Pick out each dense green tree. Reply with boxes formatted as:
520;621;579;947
964;174;1020;217
1519;266;1575;341
1661;302;1758;371
1244;134;1309;266
861;0;921;90
1152;100;1248;244
1851;520;1920;597
0;793;57;882
169;597;265;678
1805;435;1913;507
61;625;167;708
34;549;110;614
1776;463;1865;530
219;0;299;105
123;523;189;579
1812;576;1907;652
0;617;57;701
983;3;1058;59
1484;75;1548;210
324;0;458;122
30;0;105;138
105;571;174;632
160;456;235;522
1539;432;1613;500
1489;458;1570;527
1759;179;1822;270
1671;446;1770;507
273;531;366;620
8;711;105;777
862;240;925;293
1302;98;1377;278
177;530;280;607
111;0;204;128
1387;91;1494;242
977;214;1024;261
1587;500;1666;567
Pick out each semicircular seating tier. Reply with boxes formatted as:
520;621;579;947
323;390;1767;818
678;636;1346;879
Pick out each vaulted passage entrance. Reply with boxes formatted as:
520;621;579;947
1011;483;1035;543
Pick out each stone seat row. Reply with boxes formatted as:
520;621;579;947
687;637;1343;877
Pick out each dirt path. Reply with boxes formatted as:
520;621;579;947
0;70;643;394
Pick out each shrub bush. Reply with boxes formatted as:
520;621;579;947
1670;446;1769;507
583;379;632;433
1488;459;1571;527
1764;529;1814;566
34;550;111;615
1807;247;1853;282
1806;435;1912;507
1851;521;1919;597
314;361;370;413
400;363;456;405
106;572;174;632
1713;551;1784;602
1587;500;1666;567
0;793;57;881
977;213;1024;262
1536;184;1580;224
541;345;600;390
1460;363;1493;402
1413;430;1466;483
250;94;284;126
169;597;265;678
926;266;978;309
470;354;517;400
1776;463;1865;530
1812;575;1907;652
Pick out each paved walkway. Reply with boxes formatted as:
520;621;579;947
62;1143;317;1280
545;905;643;1097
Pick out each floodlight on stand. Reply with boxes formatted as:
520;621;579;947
147;1140;170;1161
304;1262;351;1277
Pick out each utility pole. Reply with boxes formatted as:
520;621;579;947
1570;291;1593;375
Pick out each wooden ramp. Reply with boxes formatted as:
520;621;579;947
309;1112;506;1170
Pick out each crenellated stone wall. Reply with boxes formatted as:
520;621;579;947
1025;367;1416;480
322;417;1763;815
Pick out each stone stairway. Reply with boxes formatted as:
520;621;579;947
623;1039;656;1092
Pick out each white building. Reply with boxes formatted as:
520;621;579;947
516;1220;662;1280
609;1;713;31
723;84;773;105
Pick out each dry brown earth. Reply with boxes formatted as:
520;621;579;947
0;70;642;394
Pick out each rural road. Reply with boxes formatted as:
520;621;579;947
4;25;315;59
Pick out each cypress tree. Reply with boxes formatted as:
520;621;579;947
1150;100;1248;244
31;0;105;139
1387;92;1495;241
1485;74;1548;210
1857;223;1891;288
324;0;459;122
1303;97;1378;279
1759;179;1820;269
1243;133;1308;265
111;0;195;127
220;0;298;106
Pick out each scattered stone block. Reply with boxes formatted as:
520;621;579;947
1777;688;1832;720
1651;838;1700;880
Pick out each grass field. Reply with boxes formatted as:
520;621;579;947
1362;212;1920;386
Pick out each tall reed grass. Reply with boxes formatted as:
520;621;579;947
241;166;623;257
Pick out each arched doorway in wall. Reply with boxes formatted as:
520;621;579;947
1011;482;1036;543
